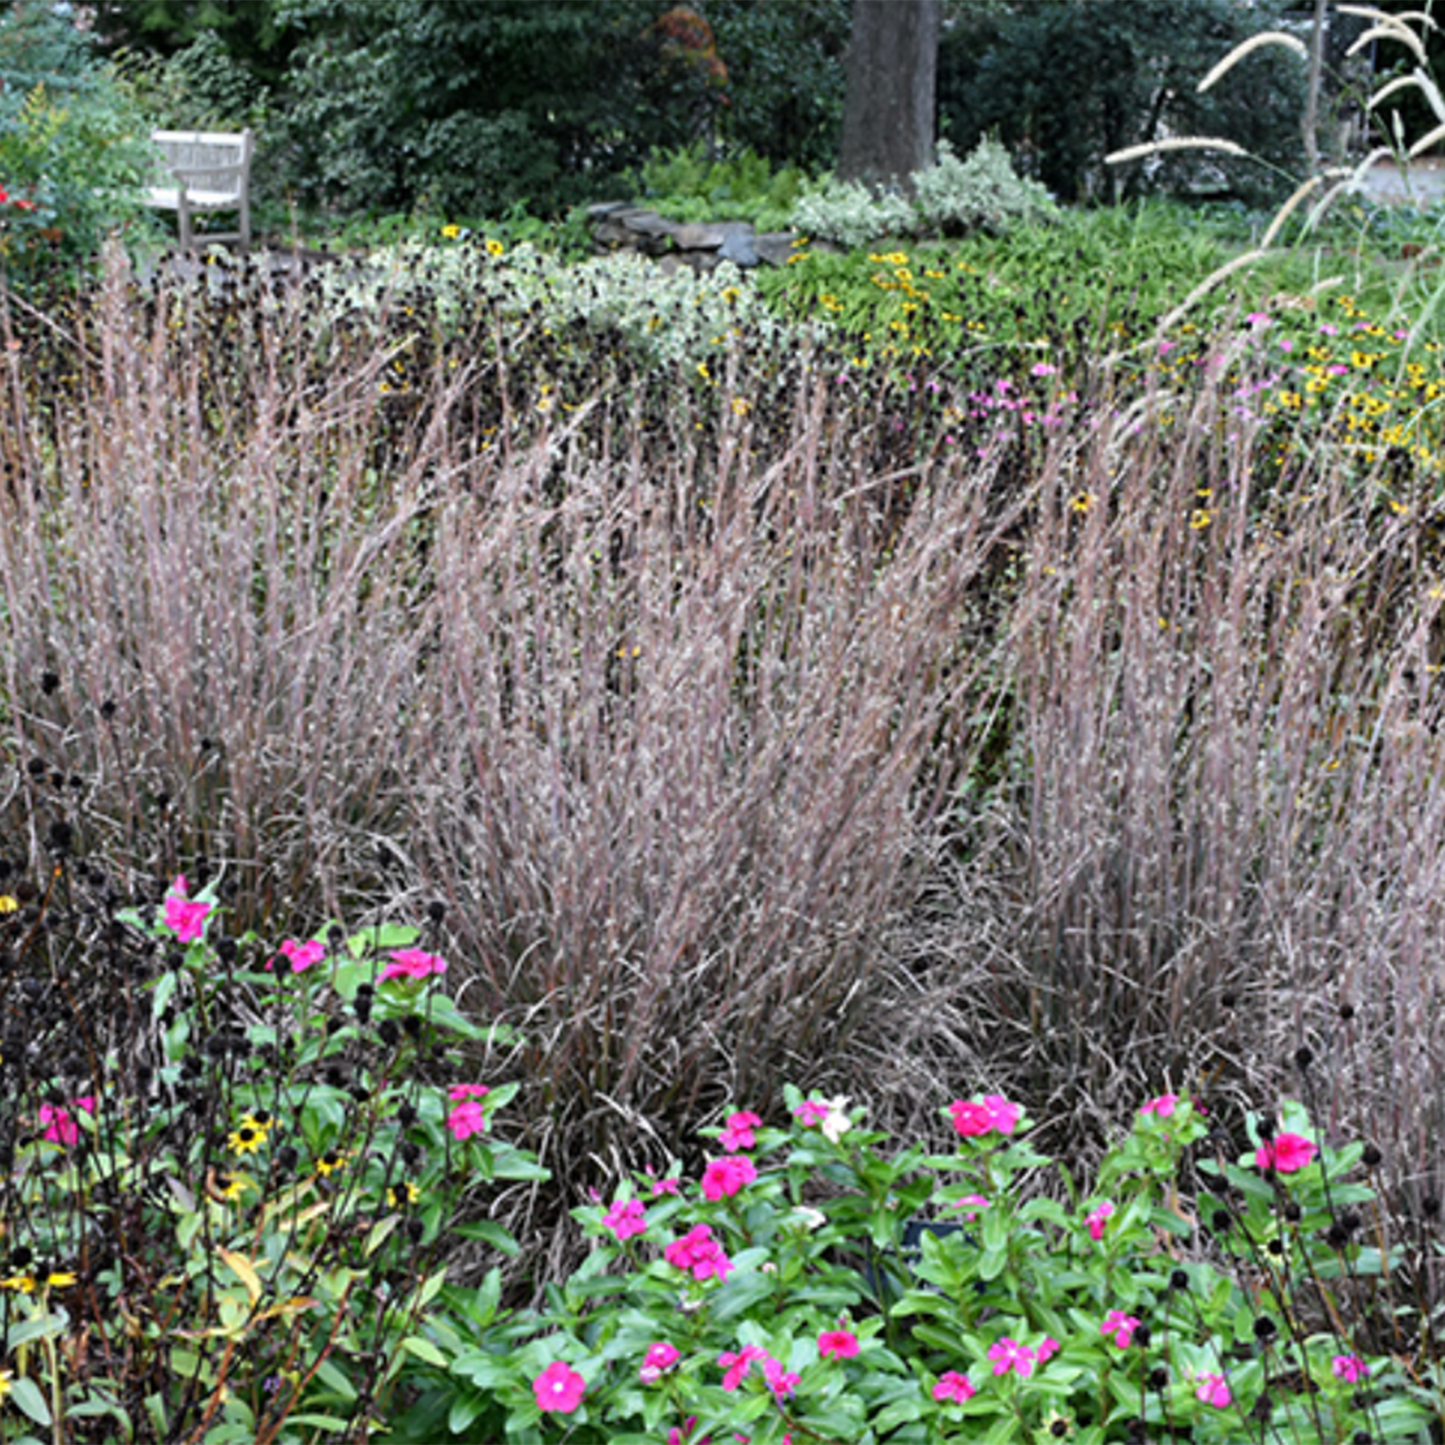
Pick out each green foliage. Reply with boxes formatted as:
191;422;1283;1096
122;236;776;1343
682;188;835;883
939;0;1307;206
0;1;160;287
386;1092;1435;1444
790;176;916;250
703;0;850;172
637;141;812;231
913;136;1059;236
267;0;725;220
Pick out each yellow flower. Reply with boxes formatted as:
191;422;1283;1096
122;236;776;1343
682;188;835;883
228;1115;270;1156
1069;492;1095;514
1;1274;36;1293
388;1182;420;1208
696;362;711;381
315;1150;347;1177
44;1271;77;1289
440;224;461;240
731;397;750;417
0;895;16;914
485;238;505;257
1190;509;1212;530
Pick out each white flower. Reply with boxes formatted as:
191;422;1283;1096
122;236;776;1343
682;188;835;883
820;1096;854;1144
791;1206;827;1231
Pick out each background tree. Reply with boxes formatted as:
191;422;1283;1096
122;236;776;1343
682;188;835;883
938;0;1307;206
837;0;941;192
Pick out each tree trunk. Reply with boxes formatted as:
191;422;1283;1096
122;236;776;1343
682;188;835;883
838;0;940;194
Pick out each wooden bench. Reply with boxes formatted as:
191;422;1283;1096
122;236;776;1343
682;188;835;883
146;129;253;251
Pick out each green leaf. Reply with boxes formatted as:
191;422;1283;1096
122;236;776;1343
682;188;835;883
285;1414;354;1431
400;1335;449;1368
9;1377;52;1427
451;1220;521;1255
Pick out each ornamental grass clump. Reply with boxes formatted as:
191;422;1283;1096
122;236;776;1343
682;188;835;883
384;1086;1441;1444
0;840;544;1443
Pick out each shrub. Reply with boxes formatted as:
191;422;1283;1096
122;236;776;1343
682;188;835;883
913;136;1058;236
790;176;916;250
0;1;160;288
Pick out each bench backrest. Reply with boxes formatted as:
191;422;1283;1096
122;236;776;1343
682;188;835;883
152;130;253;197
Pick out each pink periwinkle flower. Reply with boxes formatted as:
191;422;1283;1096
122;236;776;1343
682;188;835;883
162;876;212;944
650;1175;682;1197
933;1369;976;1403
1255;1132;1317;1174
640;1341;680;1383
1195;1372;1231;1408
1086;1201;1115;1242
818;1329;859;1360
718;1110;762;1153
1332;1354;1369;1384
1036;1337;1061;1364
1140;1093;1179;1118
382;948;447;983
794;1099;830;1128
950;1093;1021;1139
719;1344;773;1392
446;1099;487;1141
666;1418;702;1445
701;1154;757;1201
665;1224;734;1282
602;1197;648;1242
949;1193;991;1221
1101;1310;1141;1349
40;1096;95;1146
1031;361;1058;377
533;1360;586;1414
266;938;326;973
988;1337;1037;1377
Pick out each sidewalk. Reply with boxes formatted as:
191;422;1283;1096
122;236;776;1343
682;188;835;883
1354;155;1445;207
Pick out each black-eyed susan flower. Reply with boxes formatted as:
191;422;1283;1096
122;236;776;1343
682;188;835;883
387;1181;420;1208
315;1149;346;1177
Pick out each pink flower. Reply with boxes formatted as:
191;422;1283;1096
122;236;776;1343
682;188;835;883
1086;1201;1115;1241
666;1417;701;1445
268;938;326;973
602;1198;648;1242
950;1094;1021;1139
1101;1310;1141;1348
39;1096;95;1146
1332;1354;1369;1384
949;1193;991;1221
162;876;212;944
665;1224;734;1282
949;1100;993;1137
1255;1132;1317;1174
701;1155;757;1201
446;1099;487;1141
640;1341;680;1383
794;1099;829;1128
1031;362;1058;377
818;1329;859;1360
449;1083;489;1102
1195;1372;1231;1408
651;1175;682;1196
382;948;447;982
764;1361;799;1398
1140;1093;1179;1118
933;1370;976;1403
988;1337;1037;1377
1036;1337;1061;1364
533;1360;586;1414
719;1344;772;1391
718;1110;762;1152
